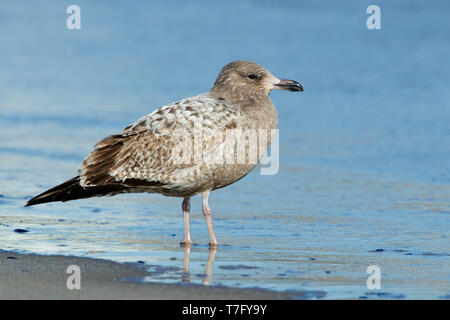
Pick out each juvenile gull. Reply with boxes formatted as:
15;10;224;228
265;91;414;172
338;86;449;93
26;60;303;246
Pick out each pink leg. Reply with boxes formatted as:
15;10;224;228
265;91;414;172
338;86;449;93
181;196;192;245
201;191;218;247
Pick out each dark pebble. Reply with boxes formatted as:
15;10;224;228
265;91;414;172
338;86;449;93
7;256;18;260
14;229;29;233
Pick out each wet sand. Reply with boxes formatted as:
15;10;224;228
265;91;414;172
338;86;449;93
0;250;321;300
0;1;449;299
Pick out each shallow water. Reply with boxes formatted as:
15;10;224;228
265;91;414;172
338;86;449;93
0;0;449;299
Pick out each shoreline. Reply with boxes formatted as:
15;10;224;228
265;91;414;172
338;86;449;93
0;250;323;300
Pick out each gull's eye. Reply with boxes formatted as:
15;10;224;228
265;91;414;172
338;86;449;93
247;74;258;80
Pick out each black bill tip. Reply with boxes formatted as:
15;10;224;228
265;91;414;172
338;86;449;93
274;79;303;92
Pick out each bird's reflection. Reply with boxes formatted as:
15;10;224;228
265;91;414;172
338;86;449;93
181;244;217;285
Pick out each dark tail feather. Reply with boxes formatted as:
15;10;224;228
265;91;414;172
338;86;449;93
25;176;127;207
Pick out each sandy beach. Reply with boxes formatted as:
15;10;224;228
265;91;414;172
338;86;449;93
0;250;321;300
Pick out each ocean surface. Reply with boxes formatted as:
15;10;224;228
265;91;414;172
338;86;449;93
0;0;449;299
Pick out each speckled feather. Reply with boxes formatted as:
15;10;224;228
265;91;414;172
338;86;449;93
78;87;277;197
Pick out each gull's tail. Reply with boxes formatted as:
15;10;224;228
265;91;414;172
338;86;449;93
25;176;125;207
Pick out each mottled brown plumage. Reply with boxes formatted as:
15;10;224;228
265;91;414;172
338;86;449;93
26;60;303;246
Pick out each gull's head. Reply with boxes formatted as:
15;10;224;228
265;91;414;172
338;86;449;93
212;60;303;97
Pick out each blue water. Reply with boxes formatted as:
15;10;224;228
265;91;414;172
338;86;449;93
0;0;449;299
